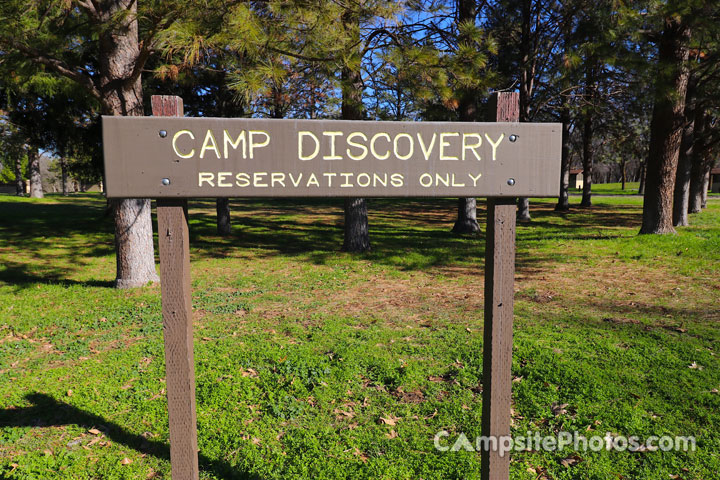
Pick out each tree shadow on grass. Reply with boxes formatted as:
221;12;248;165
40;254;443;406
0;261;114;290
0;393;258;480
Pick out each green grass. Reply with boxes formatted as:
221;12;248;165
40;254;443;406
584;182;641;195
1;193;719;479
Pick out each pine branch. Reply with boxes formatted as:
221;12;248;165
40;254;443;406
4;39;101;100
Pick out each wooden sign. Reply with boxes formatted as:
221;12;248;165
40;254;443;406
102;117;560;198
111;93;556;480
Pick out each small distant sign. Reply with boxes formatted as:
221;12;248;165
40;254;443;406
102;117;561;198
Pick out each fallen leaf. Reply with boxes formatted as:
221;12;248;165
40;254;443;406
386;429;398;439
379;414;400;426
560;455;582;467
121;458;132;465
551;402;568;416
67;389;73;397
88;428;102;435
711;388;719;394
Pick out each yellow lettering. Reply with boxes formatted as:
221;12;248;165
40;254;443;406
390;173;404;187
468;172;482;187
217;172;232;187
200;130;220;159
393;133;414;160
223;130;247;159
271;172;286;187
439;133;459;160
235;173;250;187
462;133;482;161
484;133;504;161
249;131;270;159
416;133;437;160
173;130;195;159
198;172;214;186
323;131;343;160
346;132;368;160
254;172;268;187
298;131;320;160
370;133;391;160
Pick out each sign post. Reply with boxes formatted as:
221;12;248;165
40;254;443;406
152;96;200;480
103;94;559;480
481;92;519;480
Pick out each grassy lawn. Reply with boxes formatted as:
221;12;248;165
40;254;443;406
1;193;719;479
583;182;641;195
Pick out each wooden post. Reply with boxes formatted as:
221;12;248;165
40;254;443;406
152;95;200;480
481;91;519;480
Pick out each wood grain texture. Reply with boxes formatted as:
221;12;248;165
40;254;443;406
481;92;518;480
153;95;200;480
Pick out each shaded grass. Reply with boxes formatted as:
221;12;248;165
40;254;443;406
0;193;719;479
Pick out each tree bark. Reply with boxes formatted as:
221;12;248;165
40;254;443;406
14;156;25;196
342;197;370;252
216;198;231;236
701;168;710;209
638;161;646;195
688;148;707;213
61;158;69;196
555;108;571;211
104;0;159;288
640;17;691;234
340;9;370;252
27;147;44;198
516;197;531;221
673;82;697;227
452;0;481;233
453;197;481;233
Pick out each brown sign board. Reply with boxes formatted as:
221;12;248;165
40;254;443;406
102;117;561;198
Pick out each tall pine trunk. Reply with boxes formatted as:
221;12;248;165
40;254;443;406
688;147;708;213
516;0;534;222
555;104;571;211
216;198;231;236
701;168;710;208
341;10;369;252
100;0;159;288
638;162;646;194
61;158;70;196
580;61;597;208
640;17;691;234
673;83;697;227
452;0;481;233
14;156;25;196
27;147;44;198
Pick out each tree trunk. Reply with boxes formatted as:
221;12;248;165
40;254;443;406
27;147;44;198
580;114;593;207
340;10;370;253
515;0;535;221
621;158;627;191
14;156;25;196
516;197;530;221
673;83;697;227
101;0;159;288
452;0;481;233
701;168;710;209
638;161;646;195
555;109;571;211
342;197;370;252
688;139;709;213
453;197;481;233
216;198;231;236
61;158;69;196
640;17;691;234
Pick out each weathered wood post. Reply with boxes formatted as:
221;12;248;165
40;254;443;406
152;95;200;480
481;91;519;480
